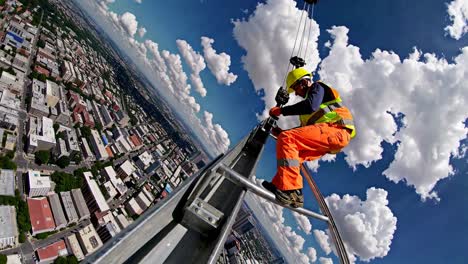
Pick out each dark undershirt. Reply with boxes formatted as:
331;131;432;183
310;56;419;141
281;82;325;116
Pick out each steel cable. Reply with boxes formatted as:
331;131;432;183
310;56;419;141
282;1;307;87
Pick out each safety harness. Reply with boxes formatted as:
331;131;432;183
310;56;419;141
299;81;356;139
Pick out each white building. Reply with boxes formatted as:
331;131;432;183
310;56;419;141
101;166;128;196
77;224;103;256
135;151;154;170
117;160;136;181
125;198;143;216
103;181;117;202
0;206;18;249
27;116;56;153
135;192;151;211
66;234;85;261
0;71;22;95
89;129;108;161
28;170;51;197
45;80;60;108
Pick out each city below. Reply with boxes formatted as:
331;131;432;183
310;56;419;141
0;0;282;264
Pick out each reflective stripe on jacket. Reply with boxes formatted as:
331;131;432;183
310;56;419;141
299;81;356;138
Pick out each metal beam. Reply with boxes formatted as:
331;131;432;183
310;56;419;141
219;164;329;222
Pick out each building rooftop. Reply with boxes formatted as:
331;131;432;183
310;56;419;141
77;224;103;255
103;166;128;195
137;151;154;168
129;135;142;148
28;170;51;191
66;234;85;261
27;197;56;234
0;206;18;241
90;129;108;160
103;181;117;200
119;160;136;176
36;240;68;262
0;169;15;196
47;193;67;228
41;116;55;143
60;191;78;223
71;189;90;220
46;80;59;98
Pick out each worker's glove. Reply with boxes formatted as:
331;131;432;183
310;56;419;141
271;126;283;137
269;106;282;118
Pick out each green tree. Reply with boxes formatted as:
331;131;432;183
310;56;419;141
37;39;45;49
56;131;65;140
0;155;17;170
34;150;50;165
53;256;78;264
34;230;57;240
16;198;31;239
67;256;78;264
38;73;47;82
0;254;6;264
53;256;66;264
71;153;82;164
18;233;26;243
94;122;103;132
5;150;14;159
55;156;70;169
80;126;92;139
53;123;59;132
51;171;83;192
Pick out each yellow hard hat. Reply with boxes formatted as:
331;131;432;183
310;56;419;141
286;68;312;93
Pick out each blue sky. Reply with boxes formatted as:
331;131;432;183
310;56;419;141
75;0;468;263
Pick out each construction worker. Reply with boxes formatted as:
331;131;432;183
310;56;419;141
262;68;356;208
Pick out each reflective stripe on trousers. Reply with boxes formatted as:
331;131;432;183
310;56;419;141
271;123;351;191
277;158;300;168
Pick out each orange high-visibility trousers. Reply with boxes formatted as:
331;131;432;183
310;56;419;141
271;123;351;191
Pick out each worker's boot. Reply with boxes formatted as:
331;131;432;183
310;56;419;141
262;181;304;208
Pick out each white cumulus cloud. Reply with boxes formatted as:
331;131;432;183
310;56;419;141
292;211;312;235
119;12;139;37
319;257;333;264
319;26;468;200
176;39;208;97
325;188;397;263
144;40;230;155
138;27;147;38
135;0;142;3
200;111;231;154
445;0;468;40
201;36;238;86
307;247;317;263
313;229;332;255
